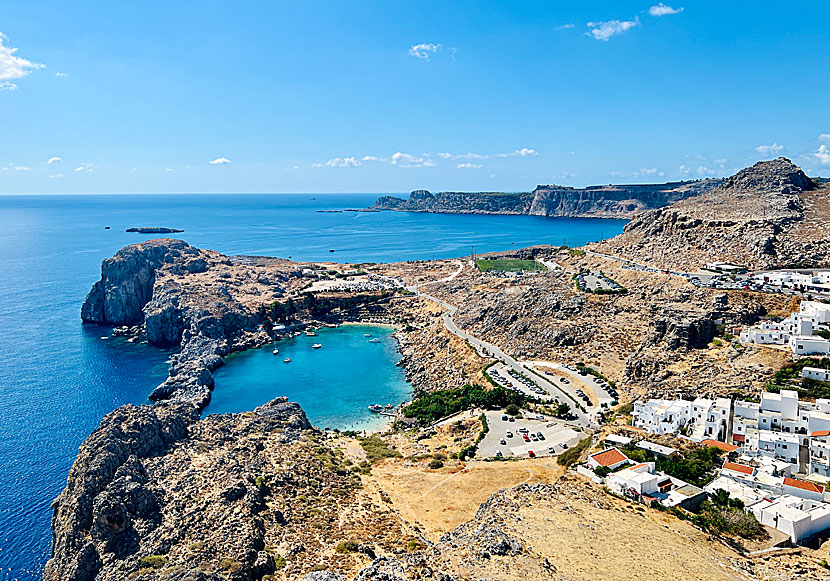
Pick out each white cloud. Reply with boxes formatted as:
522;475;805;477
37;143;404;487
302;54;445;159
818;134;830;143
556;24;575;30
713;158;727;166
457;163;483;169
639;168;659;176
754;143;784;156
0;32;45;91
15;166;30;171
815;144;830;165
74;163;93;172
165;168;174;172
496;148;539;158
361;155;385;162
409;43;442;60
209;157;231;165
649;3;684;16
323;156;361;168
48;173;63;178
587;18;640;41
54;72;67;77
697;165;713;176
390;152;435;168
47;156;62;164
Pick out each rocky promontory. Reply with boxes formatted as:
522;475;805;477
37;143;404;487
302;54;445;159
371;179;720;219
81;239;393;406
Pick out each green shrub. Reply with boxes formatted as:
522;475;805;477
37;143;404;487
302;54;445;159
505;403;520;416
138;555;167;570
428;459;444;469
273;555;286;569
403;384;526;425
406;539;425;552
557;437;591;467
335;540;360;554
359;435;402;464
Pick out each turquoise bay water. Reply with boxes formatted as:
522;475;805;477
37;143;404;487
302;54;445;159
0;193;625;580
208;325;410;431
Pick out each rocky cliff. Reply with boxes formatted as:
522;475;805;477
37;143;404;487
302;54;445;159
371;179;720;219
596;157;830;270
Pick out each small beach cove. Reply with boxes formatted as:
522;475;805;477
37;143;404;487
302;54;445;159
206;324;411;432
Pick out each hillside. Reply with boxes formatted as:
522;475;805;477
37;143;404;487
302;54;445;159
594;157;830;270
372;179;720;219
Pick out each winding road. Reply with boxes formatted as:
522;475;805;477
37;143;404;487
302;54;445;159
408;261;597;430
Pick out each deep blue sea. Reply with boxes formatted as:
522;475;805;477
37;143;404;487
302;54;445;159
0;193;625;580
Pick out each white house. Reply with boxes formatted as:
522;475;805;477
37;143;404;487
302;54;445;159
633;398;730;442
803;367;830;382
747;495;830;543
789;335;830;355
739;299;830;354
608;461;706;511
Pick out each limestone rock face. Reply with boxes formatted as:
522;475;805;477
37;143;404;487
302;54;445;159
44;398;319;581
81;239;197;325
371;180;719;218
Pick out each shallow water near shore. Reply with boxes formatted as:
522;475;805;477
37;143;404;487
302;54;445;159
0;192;625;580
207;324;410;431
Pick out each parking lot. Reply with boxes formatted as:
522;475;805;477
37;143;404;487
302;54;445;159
487;362;557;402
477;409;584;459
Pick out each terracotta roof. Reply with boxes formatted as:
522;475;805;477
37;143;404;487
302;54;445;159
723;462;754;475
590;448;628;467
629;462;648;471
702;439;739;452
732;434;746;443
811;430;830;437
784;477;824;494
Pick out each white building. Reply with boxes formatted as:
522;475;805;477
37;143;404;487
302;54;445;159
608;461;706;511
803;367;830;382
632;398;730;442
739;299;830;354
747;495;830;543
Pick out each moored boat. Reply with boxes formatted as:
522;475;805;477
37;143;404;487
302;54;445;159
272;348;279;355
312;343;322;349
368;404;383;412
368;338;380;343
283;358;291;363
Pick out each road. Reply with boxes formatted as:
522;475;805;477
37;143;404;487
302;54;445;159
409;261;597;430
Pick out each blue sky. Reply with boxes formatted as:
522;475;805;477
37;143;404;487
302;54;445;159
1;1;829;194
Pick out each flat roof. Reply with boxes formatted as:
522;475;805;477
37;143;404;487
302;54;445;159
636;440;677;456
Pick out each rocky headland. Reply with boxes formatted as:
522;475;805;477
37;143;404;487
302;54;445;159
595;157;830;270
80;239;394;407
371;179;720;219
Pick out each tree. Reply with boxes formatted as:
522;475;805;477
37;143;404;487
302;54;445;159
555;403;571;419
505;403;520;416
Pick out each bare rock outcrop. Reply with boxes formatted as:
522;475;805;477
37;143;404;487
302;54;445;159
597;157;829;270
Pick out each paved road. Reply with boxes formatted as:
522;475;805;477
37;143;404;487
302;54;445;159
409;262;597;430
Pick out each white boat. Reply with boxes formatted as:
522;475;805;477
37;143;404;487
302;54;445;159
305;330;317;337
363;333;372;337
272;349;279;355
312;343;322;349
368;338;381;343
368;404;383;412
284;358;292;363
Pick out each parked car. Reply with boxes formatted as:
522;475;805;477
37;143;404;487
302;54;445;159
508;416;515;422
499;438;506;445
506;431;513;438
561;443;568;449
536;432;545;440
495;450;503;457
502;414;508;421
518;427;528;433
528;450;535;458
548;446;555;454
